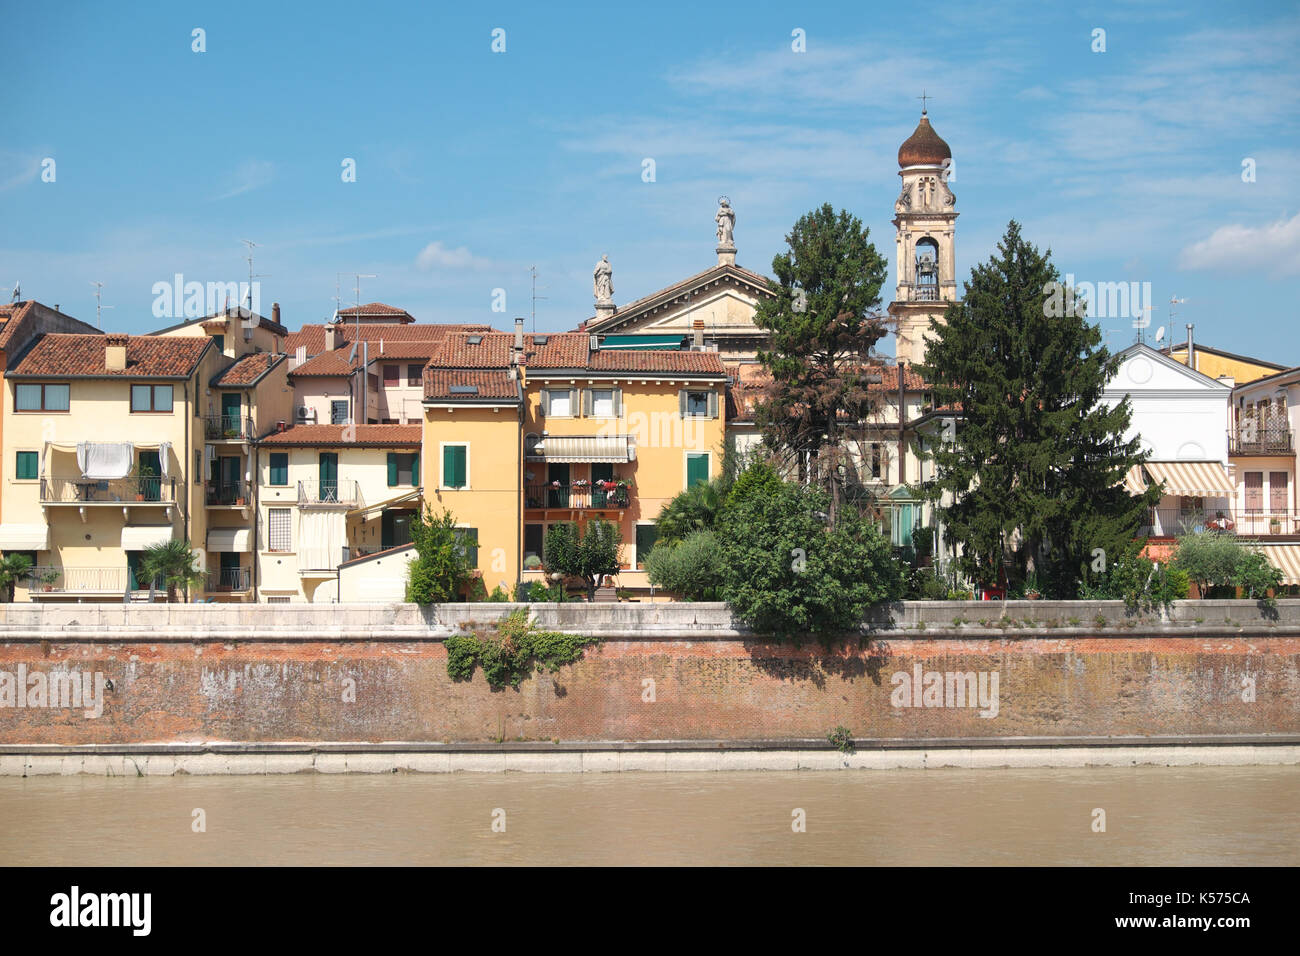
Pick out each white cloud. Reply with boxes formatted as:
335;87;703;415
212;160;275;200
1179;213;1300;276
415;241;490;271
0;151;42;192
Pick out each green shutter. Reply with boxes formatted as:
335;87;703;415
387;452;398;487
443;446;455;488
687;453;709;487
269;453;287;486
16;451;37;480
411;453;420;486
636;524;659;569
456;447;467;488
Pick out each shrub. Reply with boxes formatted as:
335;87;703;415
1172;532;1282;604
827;726;855;754
485;585;511;602
406;506;475;604
645;530;724;600
444;609;599;689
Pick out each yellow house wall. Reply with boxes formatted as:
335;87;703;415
422;403;523;594
1167;347;1279;386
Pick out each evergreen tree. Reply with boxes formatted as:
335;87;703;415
753;203;889;518
918;221;1160;597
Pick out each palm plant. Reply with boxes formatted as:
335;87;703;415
140;539;205;603
655;478;725;544
0;553;34;602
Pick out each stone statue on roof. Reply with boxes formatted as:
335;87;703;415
593;255;614;303
715;197;736;247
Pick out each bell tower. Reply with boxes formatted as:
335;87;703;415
889;107;957;365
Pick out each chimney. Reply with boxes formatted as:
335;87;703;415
324;323;339;351
272;302;281;326
1186;324;1195;370
692;318;705;350
512;317;525;364
104;333;128;372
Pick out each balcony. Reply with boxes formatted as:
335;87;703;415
1229;421;1294;456
206;480;250;507
1140;507;1300;538
204;414;254;441
298;479;362;508
23;566;133;596
526;482;631;510
41;475;175;505
208;567;251;592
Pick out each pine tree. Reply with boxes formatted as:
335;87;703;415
918;221;1159;597
753;203;889;519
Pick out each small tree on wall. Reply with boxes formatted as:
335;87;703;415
0;553;34;602
543;520;622;601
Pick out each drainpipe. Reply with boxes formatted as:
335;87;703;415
897;364;906;485
252;442;260;603
182;377;191;601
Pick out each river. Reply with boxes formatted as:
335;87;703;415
2;766;1296;866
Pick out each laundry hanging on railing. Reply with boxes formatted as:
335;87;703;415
75;442;134;479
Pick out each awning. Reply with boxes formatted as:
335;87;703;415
599;334;685;351
0;523;50;551
1142;461;1233;497
207;528;252;553
529;435;634;463
121;525;173;550
347;489;421;519
1123;466;1147;496
1262;545;1300;585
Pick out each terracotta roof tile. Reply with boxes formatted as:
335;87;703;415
587;349;726;375
259;424;423;446
289;350;360;378
213;352;284;387
426;332;515;368
285;322;491;355
9;333;209;378
0;301;35;351
336;302;414;320
423;369;521;401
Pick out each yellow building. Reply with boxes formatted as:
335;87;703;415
422;321;727;596
1;332;222;601
1163;343;1287;387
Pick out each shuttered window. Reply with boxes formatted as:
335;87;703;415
442;445;467;489
679;389;716;418
1245;472;1263;510
15;451;38;480
268;508;292;552
635;524;659;569
269;453;288;486
1270;472;1289;512
686;453;709;488
388;452;420;486
455;527;479;566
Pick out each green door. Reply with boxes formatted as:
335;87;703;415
686;453;709;488
218;456;241;504
138;450;162;501
547;463;570;507
591;463;614;507
319;452;339;502
221;393;241;435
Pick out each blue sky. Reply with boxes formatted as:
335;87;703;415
2;0;1297;360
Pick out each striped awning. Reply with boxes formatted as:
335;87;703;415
0;523;50;550
207;528;253;553
529;435;634;463
1262;545;1300;585
1123;466;1147;496
1142;461;1234;497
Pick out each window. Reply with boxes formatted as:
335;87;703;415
267;595;291;604
407;364;423;387
368;373;380;392
680;389;715;418
1270;472;1289;513
383;364;400;385
330;400;349;425
454;527;479;566
15;451;38;480
636;524;659;569
442;444;468;489
546;389;572;417
1244;473;1263;511
15;383;69;412
870;443;883;479
524;524;544;566
686;453;710;488
387;452;420;487
267;508;292;552
212;334;225;353
590;388;615;417
269;453;288;486
130;384;173;412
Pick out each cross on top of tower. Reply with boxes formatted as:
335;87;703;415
917;91;931;115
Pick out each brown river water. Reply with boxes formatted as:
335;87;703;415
1;766;1296;866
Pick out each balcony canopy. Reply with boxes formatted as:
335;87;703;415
0;523;50;550
121;525;173;550
43;440;172;479
1262;545;1300;585
207;528;253;553
528;435;635;463
1140;461;1233;498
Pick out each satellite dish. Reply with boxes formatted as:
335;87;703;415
1154;327;1165;343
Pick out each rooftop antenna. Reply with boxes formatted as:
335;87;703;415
529;266;548;334
239;239;270;313
1168;297;1187;351
89;281;113;330
1133;303;1153;344
351;273;377;318
9;281;20;303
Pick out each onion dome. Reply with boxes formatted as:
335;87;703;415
898;112;952;167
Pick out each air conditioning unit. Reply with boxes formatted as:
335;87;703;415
295;406;316;423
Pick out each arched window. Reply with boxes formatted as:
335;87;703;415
915;238;939;301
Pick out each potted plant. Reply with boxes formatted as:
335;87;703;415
1270;516;1282;534
39;568;60;592
1023;572;1041;600
137;462;158;501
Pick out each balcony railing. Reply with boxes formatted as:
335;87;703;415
204;414;254;440
298;479;362;508
24;566;132;594
206;480;250;506
1229;424;1294;456
525;483;631;510
41;475;175;504
208;567;251;592
1140;507;1300;537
